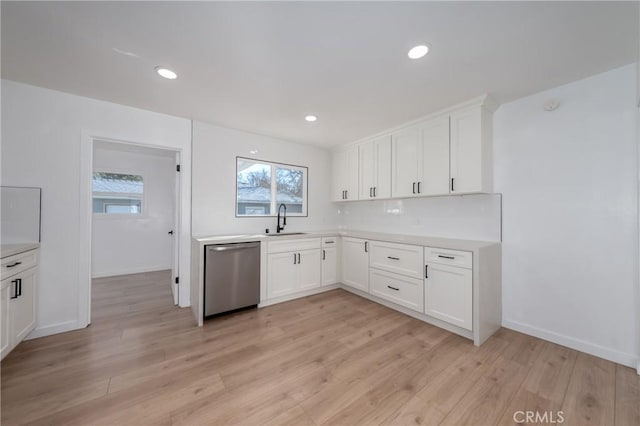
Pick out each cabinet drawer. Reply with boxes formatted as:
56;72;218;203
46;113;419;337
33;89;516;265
370;269;424;313
370;241;423;279
268;238;320;254
322;236;338;247
425;247;472;269
1;250;38;280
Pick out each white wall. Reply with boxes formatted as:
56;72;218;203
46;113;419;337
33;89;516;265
1;80;192;338
92;142;175;278
337;194;502;242
494;64;639;367
192;121;338;236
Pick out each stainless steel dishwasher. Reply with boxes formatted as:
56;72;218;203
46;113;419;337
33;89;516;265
204;242;260;318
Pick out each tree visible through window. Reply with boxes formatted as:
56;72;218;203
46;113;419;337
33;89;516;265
237;158;307;216
92;172;144;214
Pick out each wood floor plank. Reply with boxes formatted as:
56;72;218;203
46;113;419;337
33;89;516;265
615;364;640;426
1;270;635;426
561;352;616;426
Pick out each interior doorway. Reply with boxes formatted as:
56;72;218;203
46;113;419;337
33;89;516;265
90;140;181;311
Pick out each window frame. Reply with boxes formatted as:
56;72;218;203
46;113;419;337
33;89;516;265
92;169;146;219
236;157;308;218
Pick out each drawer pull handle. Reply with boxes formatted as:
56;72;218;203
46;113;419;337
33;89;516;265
387;285;400;291
325;240;334;244
438;255;455;260
387;256;400;260
6;261;22;268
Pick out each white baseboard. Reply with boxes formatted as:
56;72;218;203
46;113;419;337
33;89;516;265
25;319;85;340
92;266;171;279
503;318;639;369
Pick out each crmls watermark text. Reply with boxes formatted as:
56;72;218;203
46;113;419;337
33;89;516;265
513;411;565;424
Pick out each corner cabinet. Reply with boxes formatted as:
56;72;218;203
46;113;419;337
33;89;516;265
332;146;359;201
1;247;39;360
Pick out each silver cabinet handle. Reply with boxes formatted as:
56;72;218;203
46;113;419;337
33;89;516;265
387;285;399;291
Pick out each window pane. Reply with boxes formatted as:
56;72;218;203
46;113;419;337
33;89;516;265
237;160;271;215
276;167;303;213
92;172;143;214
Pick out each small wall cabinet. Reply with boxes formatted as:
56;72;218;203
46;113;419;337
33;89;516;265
359;136;391;200
1;247;39;360
332;146;359;201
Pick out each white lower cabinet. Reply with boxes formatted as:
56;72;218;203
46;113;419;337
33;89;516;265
1;248;39;360
341;237;369;292
425;260;472;331
267;249;321;299
370;268;424;313
321;246;337;286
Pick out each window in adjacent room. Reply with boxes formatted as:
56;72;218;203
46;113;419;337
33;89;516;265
236;158;307;217
92;172;144;215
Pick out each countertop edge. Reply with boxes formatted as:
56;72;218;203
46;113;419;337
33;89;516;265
1;243;41;259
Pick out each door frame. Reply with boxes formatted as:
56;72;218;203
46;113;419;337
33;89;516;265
79;131;189;327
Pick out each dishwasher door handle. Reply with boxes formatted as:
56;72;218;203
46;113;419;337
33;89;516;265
208;242;261;252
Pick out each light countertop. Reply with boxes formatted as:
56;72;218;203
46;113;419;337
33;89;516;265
1;243;40;259
193;230;499;252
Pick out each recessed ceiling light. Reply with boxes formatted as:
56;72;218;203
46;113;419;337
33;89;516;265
408;45;429;59
305;115;317;122
155;66;177;80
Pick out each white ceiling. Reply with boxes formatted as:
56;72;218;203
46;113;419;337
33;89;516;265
2;2;638;148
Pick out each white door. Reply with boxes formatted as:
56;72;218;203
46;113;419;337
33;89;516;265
450;107;483;194
392;126;421;198
342;238;369;292
10;268;37;344
321;246;337;286
1;278;12;359
298;249;321;291
345;146;359;201
425;263;472;330
332;150;347;201
267;252;297;298
359;141;376;200
420;116;450;196
171;152;180;305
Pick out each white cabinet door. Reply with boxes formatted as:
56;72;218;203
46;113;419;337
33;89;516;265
298;249;321;291
425;263;472;331
10;268;37;344
450;107;483;194
332;150;348;202
342;237;369;292
360;136;391;200
267;252;297;298
392;126;421;198
1;278;12;359
419;116;450;196
321;246;337;286
333;146;359;201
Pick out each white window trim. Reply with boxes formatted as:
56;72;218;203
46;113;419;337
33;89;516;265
236;157;308;217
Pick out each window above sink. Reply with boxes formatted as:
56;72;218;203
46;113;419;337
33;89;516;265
236;157;308;217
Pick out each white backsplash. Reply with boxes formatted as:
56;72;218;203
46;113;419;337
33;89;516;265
336;193;502;242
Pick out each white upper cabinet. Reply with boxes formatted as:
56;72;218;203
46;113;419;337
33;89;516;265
391;116;450;198
450;105;493;194
332;146;359;201
359;136;391;200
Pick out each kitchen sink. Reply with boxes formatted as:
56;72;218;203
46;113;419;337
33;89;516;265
268;232;307;237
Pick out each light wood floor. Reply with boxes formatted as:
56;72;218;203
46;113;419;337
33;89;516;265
1;270;639;426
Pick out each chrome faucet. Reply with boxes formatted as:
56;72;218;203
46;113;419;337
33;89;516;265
276;203;287;233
